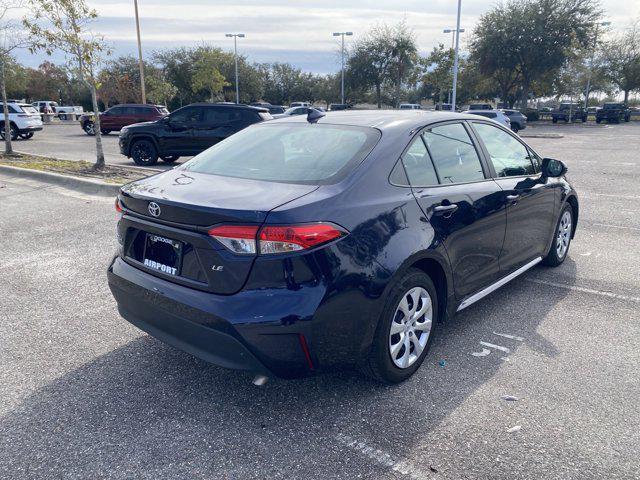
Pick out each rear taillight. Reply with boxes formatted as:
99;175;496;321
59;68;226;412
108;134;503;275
259;224;346;254
115;197;123;213
208;225;259;255
208;223;347;255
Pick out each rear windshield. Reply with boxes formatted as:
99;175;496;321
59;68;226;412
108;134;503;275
19;105;39;114
182;123;381;184
603;103;622;109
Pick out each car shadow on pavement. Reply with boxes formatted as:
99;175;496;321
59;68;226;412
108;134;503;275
0;263;576;478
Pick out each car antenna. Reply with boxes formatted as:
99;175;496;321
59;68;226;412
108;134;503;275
306;108;325;124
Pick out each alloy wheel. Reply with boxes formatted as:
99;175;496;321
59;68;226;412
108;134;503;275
556;210;572;258
388;286;433;369
85;122;95;135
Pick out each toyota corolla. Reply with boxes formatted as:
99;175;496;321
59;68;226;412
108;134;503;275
108;110;578;383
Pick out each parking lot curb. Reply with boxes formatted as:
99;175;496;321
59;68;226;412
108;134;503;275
0;164;121;197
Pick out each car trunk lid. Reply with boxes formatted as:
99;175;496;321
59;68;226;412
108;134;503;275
118;169;318;294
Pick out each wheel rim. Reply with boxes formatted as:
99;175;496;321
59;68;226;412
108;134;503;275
388;286;433;369
556;210;572;258
133;143;152;162
86;123;95;135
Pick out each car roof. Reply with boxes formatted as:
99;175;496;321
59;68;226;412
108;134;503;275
268;110;481;132
185;103;267;111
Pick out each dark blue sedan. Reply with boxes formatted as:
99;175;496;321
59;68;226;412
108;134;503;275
108;110;578;383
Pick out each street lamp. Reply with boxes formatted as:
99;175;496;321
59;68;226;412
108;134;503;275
225;33;245;104
333;31;353;105
584;21;611;109
450;0;463;111
443;27;465;104
134;0;146;104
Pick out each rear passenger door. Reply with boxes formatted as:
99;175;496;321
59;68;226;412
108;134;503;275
470;121;556;272
404;121;507;299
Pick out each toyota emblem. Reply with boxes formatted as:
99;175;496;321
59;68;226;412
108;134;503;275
148;202;161;217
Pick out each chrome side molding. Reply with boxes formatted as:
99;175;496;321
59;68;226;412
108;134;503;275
457;257;543;312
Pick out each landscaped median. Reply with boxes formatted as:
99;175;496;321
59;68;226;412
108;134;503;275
0;153;151;196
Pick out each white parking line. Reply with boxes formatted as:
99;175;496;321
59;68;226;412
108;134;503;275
335;433;432;479
593;223;640;231
527;279;640;303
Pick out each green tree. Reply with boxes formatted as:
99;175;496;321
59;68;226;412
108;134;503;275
471;0;601;108
191;49;229;102
388;21;418;107
25;0;110;168
599;21;640;104
420;44;454;104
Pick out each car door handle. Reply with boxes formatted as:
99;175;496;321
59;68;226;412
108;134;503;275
433;204;458;215
506;194;520;203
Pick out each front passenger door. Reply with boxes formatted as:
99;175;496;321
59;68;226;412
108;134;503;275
470;121;556;272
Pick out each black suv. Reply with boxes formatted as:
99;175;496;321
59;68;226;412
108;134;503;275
552;103;587;123
119;103;272;166
596;103;631;124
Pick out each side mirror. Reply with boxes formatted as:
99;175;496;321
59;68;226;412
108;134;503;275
541;157;567;178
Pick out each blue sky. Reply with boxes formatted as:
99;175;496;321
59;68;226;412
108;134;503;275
16;0;636;73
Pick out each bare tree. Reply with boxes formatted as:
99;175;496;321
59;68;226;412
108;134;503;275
24;0;109;168
0;0;28;155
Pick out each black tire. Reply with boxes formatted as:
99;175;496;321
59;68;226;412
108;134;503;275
59;113;67;121
0;124;18;141
543;204;573;267
19;132;34;140
160;155;179;163
596;118;601;124
131;139;159;166
100;129;111;135
552;118;558;124
84;121;95;136
511;124;519;133
361;268;438;384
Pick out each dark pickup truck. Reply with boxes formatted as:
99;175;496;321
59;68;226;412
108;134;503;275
595;103;631;124
552;103;587;123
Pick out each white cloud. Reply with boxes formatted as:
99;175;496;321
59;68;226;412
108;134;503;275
15;0;639;73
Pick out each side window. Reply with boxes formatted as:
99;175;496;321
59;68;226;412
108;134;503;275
422;123;485;184
8;105;19;113
400;136;439;186
108;106;123;116
473;122;535;177
170;107;201;124
202;108;242;125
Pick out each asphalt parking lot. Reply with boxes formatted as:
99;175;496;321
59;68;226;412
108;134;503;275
1;123;639;479
13;122;186;170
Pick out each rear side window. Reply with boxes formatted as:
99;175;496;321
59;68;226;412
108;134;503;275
401;136;438;186
182;124;380;184
423;123;485;184
473;122;535;177
7;105;19;113
202;108;243;125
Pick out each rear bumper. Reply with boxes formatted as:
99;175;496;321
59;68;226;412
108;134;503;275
19;126;43;133
107;256;325;378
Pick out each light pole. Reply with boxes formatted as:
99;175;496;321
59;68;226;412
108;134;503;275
450;0;463;111
584;21;611;109
333;31;353;105
225;33;245;104
134;0;146;104
443;27;464;105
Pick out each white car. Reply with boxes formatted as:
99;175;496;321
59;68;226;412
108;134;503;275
271;106;314;119
399;103;422;110
463;109;511;129
0;102;43;140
